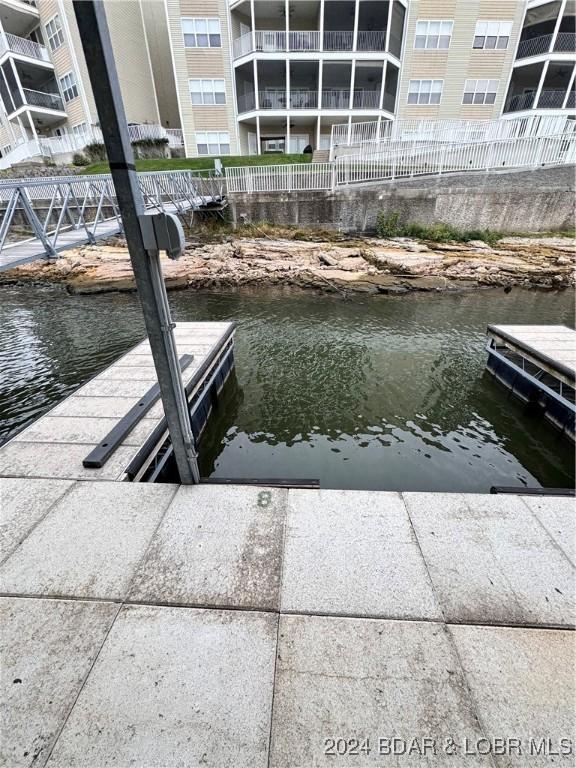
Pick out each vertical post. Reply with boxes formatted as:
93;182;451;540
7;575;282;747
73;0;199;485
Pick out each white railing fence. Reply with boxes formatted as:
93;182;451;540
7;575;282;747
330;114;576;157
225;131;576;193
0;123;184;170
232;28;390;57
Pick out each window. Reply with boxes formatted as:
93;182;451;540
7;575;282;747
1;144;12;157
45;15;64;51
407;79;444;105
189;79;226;105
182;18;221;48
414;20;453;49
196;132;230;155
463;79;499;105
473;21;512;50
59;72;78;102
72;122;88;138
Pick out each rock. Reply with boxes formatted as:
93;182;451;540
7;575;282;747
319;253;338;267
467;240;491;250
556;256;572;265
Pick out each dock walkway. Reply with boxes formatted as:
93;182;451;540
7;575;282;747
0;322;234;481
0;171;226;272
487;325;576;385
0;323;574;767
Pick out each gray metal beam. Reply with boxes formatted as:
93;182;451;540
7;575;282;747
72;0;200;484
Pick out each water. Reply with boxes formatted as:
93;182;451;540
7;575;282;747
0;284;573;492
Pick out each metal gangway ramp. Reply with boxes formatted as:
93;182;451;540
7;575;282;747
0;170;226;272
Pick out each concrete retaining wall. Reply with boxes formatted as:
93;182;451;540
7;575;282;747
229;165;576;233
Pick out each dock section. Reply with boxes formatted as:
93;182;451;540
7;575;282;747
487;324;576;441
0;321;235;482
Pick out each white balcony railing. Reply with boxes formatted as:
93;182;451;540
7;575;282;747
255;30;286;52
0;32;50;62
323;30;354;50
236;88;383;112
322;89;351;109
232;28;389;57
288;30;321;51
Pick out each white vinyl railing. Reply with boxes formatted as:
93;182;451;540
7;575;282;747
330;114;576;156
232;28;389;57
225;131;576;193
0;123;184;170
0;32;50;61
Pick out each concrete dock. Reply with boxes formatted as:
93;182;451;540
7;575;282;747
0;324;574;767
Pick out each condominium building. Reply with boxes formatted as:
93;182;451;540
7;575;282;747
503;0;575;115
0;0;574;167
0;0;171;164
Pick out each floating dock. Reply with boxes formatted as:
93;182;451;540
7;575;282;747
0;323;573;767
486;324;576;441
0;322;235;482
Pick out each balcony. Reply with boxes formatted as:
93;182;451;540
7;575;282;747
233;29;389;59
0;32;51;63
517;34;553;59
504;89;570;112
554;32;576;53
516;32;576;59
21;88;64;112
236;88;385;113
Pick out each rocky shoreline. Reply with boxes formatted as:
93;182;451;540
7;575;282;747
1;233;574;295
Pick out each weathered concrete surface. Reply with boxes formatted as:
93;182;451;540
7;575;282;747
0;484;573;767
0;597;118;768
282;489;440;619
450;625;576;768
269;614;490;767
46;605;277;768
129;485;286;610
0;481;176;600
230;166;576;233
404;493;575;627
522;495;576;565
0;478;73;562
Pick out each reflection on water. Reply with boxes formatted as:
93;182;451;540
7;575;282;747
0;284;574;492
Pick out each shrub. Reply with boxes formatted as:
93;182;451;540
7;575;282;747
131;137;169;148
376;211;401;238
84;142;107;162
72;153;89;166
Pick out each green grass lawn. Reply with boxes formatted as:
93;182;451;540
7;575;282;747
84;153;312;174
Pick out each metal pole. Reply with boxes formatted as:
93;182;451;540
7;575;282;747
73;0;199;484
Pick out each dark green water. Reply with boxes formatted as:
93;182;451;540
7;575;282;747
0;285;573;492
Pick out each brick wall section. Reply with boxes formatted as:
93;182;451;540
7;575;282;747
229;166;576;233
